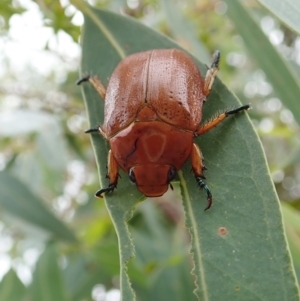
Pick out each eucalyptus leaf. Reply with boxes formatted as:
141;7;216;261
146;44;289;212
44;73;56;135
0;269;26;301
129;200;197;301
160;0;211;64
76;4;299;300
224;0;300;126
63;254;105;301
282;203;300;281
257;0;300;35
0;171;77;243
30;243;69;301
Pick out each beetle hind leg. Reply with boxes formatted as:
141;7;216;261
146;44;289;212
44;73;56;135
95;150;119;198
191;143;212;211
203;50;220;97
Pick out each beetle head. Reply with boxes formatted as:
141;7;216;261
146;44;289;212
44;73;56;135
129;165;176;197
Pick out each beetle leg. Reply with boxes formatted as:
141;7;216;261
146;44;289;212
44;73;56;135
76;74;106;100
196;105;250;136
195;177;212;211
85;127;100;134
191;143;206;178
203;50;220;97
85;125;108;140
191;143;212;210
95;150;119;198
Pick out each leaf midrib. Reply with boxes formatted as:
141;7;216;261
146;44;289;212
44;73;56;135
70;0;125;59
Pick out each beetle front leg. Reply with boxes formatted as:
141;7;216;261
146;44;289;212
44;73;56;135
203;50;220;97
95;150;119;198
191;143;212;211
76;74;106;100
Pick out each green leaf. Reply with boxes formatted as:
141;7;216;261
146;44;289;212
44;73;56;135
75;4;299;300
0;171;77;243
63;254;104;301
257;0;300;35
129;200;197;301
160;0;211;64
282;203;300;281
30;243;69;301
179;100;298;299
76;5;167;300
224;0;300;126
0;269;26;301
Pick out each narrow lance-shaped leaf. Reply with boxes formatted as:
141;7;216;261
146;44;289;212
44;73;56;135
74;3;299;300
257;0;300;35
0;171;77;243
224;0;300;126
75;3;146;299
160;0;211;64
30;243;69;301
0;269;26;301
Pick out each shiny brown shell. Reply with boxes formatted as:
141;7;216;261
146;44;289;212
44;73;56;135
103;49;205;138
81;47;249;206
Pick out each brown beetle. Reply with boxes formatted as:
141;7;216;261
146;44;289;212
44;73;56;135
78;49;249;210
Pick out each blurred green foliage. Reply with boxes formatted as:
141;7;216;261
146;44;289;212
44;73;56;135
1;0;300;300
